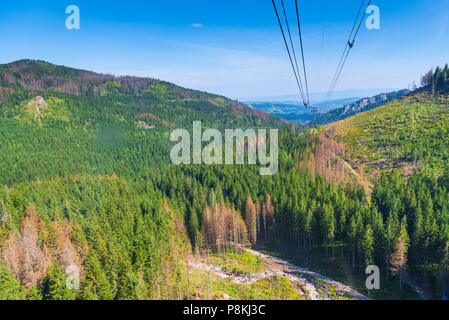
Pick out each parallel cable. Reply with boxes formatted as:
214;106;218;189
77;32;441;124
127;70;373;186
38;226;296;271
295;0;310;106
272;0;307;106
280;0;306;105
330;0;371;96
327;0;365;100
326;0;372;101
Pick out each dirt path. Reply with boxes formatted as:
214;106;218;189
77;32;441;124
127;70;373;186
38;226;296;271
243;248;371;300
335;154;360;178
189;259;323;300
189;248;370;300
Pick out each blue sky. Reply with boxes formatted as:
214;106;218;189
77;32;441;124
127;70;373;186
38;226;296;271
1;0;449;99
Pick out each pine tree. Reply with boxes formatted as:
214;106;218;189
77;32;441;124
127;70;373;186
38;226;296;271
389;217;409;291
361;225;375;267
0;264;26;300
42;261;77;300
245;196;257;247
439;241;449;299
305;209;313;250
348;216;357;270
262;194;275;243
444;64;449;85
188;208;199;251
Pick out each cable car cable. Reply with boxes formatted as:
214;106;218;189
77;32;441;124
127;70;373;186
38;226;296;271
327;0;371;100
272;0;307;106
280;0;307;104
295;0;310;106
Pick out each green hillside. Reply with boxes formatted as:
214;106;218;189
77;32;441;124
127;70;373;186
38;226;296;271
0;60;284;130
1;60;449;301
325;88;449;178
0;60;286;186
0;60;316;300
316;90;410;125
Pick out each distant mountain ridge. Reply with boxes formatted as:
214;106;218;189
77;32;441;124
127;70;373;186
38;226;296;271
245;97;359;124
240;88;401;103
0;59;285;126
316;89;411;125
0;60;289;186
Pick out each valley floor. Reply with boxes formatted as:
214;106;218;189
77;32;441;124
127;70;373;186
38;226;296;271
188;248;369;300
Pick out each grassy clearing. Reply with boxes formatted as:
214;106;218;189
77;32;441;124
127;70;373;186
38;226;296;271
187;268;306;300
188;250;305;300
209;250;266;276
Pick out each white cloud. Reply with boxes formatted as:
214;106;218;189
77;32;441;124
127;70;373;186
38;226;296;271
192;23;203;28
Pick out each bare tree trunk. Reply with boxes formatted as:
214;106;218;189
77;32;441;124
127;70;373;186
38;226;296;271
352;241;356;271
432;77;436;97
332;239;335;259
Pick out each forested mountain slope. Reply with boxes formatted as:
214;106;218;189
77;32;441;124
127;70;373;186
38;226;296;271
0;60;286;186
1;60;449;301
287;67;449;300
0;59;283;128
325;87;449;179
0;60;306;300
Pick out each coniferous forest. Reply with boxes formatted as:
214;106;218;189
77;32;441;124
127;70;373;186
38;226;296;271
0;60;449;300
